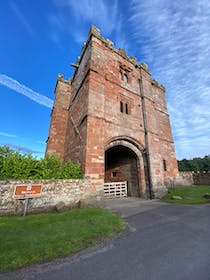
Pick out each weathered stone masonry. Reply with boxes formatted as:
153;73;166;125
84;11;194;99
0;179;104;216
177;171;210;186
46;26;179;198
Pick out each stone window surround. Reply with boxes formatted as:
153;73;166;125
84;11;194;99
120;100;130;115
119;69;129;83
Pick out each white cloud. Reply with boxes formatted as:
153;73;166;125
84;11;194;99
54;0;119;35
50;0;126;49
0;74;53;108
67;0;108;24
36;140;46;145
129;0;210;159
175;135;210;159
2;144;44;155
0;132;17;138
10;2;33;34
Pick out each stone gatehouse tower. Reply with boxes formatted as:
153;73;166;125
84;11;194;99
46;26;178;198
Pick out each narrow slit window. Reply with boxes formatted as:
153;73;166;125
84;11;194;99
163;159;167;171
124;73;128;83
73;127;78;136
119;70;123;80
120;101;124;113
125;103;129;114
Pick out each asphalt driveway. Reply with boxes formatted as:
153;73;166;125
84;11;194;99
1;200;210;280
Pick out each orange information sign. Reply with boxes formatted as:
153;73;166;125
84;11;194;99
13;185;42;199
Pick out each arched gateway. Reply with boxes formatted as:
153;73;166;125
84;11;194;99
105;138;147;198
46;26;179;199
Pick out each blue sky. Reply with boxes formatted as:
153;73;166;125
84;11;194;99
0;0;209;160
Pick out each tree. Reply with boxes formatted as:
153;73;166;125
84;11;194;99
0;145;82;180
178;155;210;172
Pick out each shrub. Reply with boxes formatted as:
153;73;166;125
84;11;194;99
0;145;82;180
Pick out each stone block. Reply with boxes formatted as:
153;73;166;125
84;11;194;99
79;194;105;208
171;196;183;200
55;201;67;213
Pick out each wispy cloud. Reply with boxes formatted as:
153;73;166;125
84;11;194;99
129;0;210;159
4;144;44;155
36;140;46;145
62;0;119;35
50;0;126;49
174;136;210;159
0;74;53;108
0;132;17;138
10;2;33;34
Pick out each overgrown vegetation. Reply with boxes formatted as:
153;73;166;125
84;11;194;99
0;208;124;271
178;155;210;172
0;145;82;180
162;185;210;204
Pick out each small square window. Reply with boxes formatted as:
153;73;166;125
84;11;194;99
112;171;117;177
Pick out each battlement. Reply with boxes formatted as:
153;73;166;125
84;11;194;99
71;26;166;92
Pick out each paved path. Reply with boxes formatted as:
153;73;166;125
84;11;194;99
105;197;166;217
1;199;210;280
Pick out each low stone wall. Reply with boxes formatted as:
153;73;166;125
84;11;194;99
0;179;104;216
193;172;210;185
176;172;194;186
176;171;210;186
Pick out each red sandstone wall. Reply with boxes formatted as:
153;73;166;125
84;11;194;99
46;77;71;160
63;43;92;173
139;67;178;190
84;35;147;181
90;35;146;144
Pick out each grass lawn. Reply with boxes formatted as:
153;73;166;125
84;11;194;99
162;185;210;204
0;208;123;271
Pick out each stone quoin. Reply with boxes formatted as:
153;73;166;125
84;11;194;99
46;26;179;198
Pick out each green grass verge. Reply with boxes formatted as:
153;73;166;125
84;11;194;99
0;208;123;271
162;185;210;204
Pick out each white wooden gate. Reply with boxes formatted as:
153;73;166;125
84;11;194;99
104;181;127;198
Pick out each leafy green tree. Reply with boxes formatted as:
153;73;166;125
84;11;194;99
0;145;82;180
178;155;210;172
61;161;82;179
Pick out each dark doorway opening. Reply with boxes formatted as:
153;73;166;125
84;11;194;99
105;145;140;197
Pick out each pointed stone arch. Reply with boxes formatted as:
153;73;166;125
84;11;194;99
105;137;148;198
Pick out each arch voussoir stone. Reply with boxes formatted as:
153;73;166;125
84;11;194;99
105;137;145;160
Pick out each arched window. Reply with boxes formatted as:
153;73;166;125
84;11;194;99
124;73;128;83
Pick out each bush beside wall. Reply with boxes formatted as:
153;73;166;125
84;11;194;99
0;146;82;180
